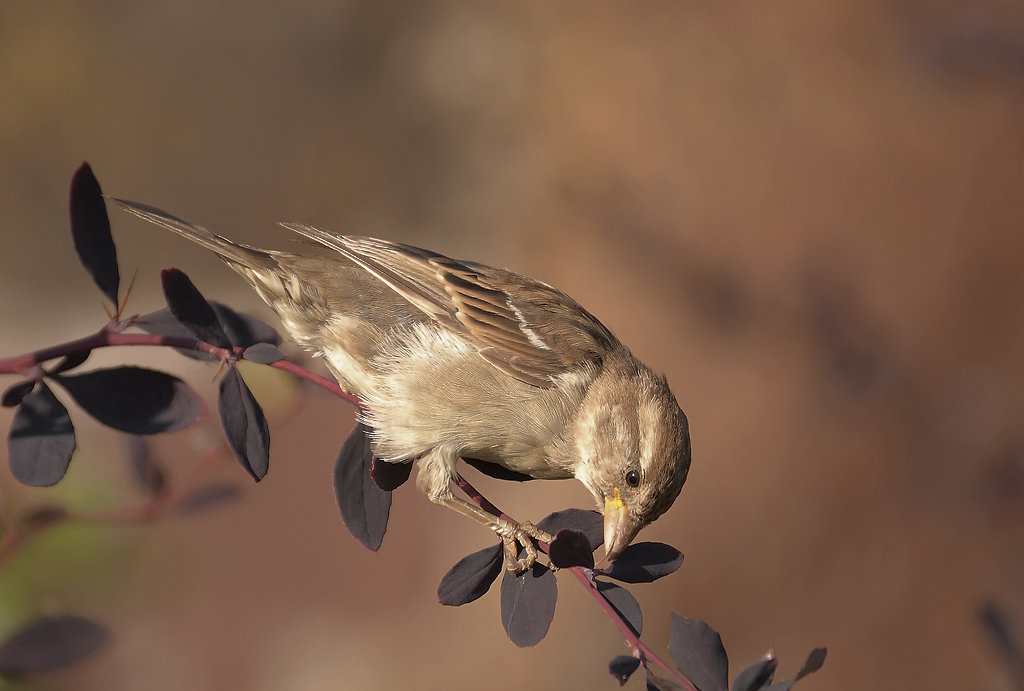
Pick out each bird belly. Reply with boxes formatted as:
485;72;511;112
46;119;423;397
355;323;580;478
322;341;377;396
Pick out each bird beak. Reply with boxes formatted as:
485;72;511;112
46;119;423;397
603;487;639;563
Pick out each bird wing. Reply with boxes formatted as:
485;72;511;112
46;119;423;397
278;224;617;387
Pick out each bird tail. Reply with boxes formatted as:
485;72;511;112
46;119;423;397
110;198;278;274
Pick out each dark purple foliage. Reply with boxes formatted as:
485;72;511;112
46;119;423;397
538;508;603;550
601;542;684;583
608;655;641;686
7;383;76;486
669;612;729;691
211;302;282;348
135;302;281;361
69;163;119;305
160;268;232;349
795;649;827;681
132;309;213;359
763;648;827;690
437;543;504;606
500;561;557;647
242;343;286;364
55;366;204;435
218;365;270;481
732;654;777;691
596;581;642;636
548;529;595;569
49;350;91;375
370;455;412;491
463;457;535;482
0;615;109;676
2;380;36;408
334;422;390;551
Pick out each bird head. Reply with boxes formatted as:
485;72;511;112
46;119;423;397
572;356;691;563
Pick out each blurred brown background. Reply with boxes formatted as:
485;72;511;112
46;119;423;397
2;1;1023;689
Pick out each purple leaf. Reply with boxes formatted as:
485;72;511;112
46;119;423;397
500;561;557;647
608;655;641;686
132;308;181;336
69;163;118;305
669;612;729;691
218;365;270;481
334;422;390;551
548;529;595;569
538;508;603;550
133;309;216;361
764;648;827;690
596;580;642;636
211;302;282;348
732;654;777;691
127;435;164;495
134;303;281;361
795;649;826;681
0;614;109;675
242;343;286;364
2;380;36;408
600;542;684;583
48;350;91;375
160;268;231;349
174;483;241;515
437;543;503;606
7;383;76;486
370;455;412;491
55;366;204;435
463;457;535;482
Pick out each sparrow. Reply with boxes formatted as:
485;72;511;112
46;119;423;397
115;199;692;571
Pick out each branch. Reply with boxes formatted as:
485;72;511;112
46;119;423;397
455;475;697;691
0;323;363;410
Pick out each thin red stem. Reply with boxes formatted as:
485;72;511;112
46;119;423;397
269;360;362;411
0;325;363;411
0;327;223;374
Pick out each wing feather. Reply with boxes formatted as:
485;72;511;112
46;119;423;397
278;223;617;386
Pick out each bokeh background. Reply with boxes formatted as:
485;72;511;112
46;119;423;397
2;2;1023;689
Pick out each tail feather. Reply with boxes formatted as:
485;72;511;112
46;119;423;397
110;198;275;271
112;198;334;351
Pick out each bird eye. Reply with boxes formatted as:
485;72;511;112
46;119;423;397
625;469;641;488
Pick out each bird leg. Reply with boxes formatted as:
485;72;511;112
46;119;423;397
416;450;552;571
438;493;552;572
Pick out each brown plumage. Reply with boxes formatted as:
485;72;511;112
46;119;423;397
115;199;692;570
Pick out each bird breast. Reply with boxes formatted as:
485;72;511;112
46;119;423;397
342;321;589;479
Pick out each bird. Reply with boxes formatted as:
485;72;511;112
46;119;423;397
114;199;692;571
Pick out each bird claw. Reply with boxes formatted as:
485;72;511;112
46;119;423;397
496;520;553;573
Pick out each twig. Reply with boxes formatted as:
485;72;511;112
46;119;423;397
455;475;696;691
0;324;363;410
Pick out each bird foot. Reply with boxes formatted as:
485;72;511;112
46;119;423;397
495;520;553;572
